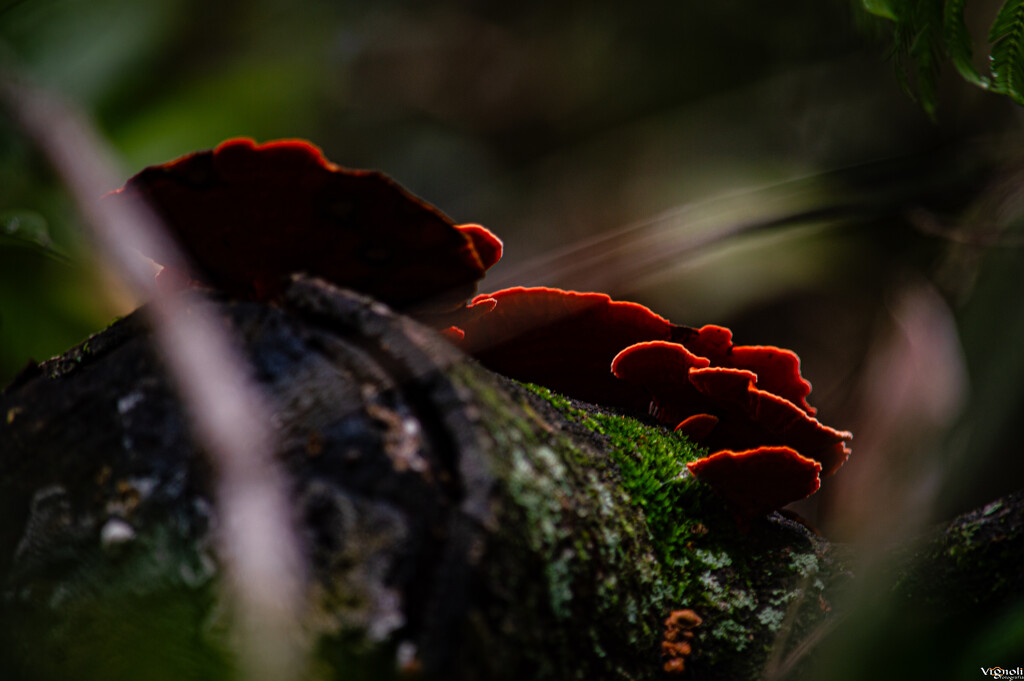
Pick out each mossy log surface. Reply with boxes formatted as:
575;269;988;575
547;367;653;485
0;276;1019;680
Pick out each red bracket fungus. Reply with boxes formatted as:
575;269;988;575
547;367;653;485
612;339;850;522
673;325;814;415
454;287;686;410
107;138;501;313
607;340;712;424
687;368;852;475
449;287;851;523
110;138;852;525
685;447;822;525
612;341;852;477
456;223;503;271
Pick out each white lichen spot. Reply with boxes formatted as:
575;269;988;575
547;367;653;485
117;390;144;415
698;571;723;595
130;477;157;498
509;446;571;551
625;595;639;624
757;606;787;631
789;552;819;577
593;476;619;521
712;618;750;650
546;549;574;619
768;588;794;608
368;588;405;641
395;641;418;673
117;392;144;452
694;548;733;570
600;524;621;556
728;588;756;612
534;445;568;480
100;518;135;549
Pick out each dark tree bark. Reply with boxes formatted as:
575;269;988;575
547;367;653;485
0;276;1020;681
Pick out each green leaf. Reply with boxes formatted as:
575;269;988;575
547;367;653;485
886;1;945;118
0;211;69;261
943;0;990;88
989;0;1024;41
858;0;1024;111
863;0;899;21
909;19;944;117
989;0;1024;103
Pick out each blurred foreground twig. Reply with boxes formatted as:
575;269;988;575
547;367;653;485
0;71;307;681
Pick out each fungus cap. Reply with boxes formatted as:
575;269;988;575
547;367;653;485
688;367;852;475
612;340;851;475
457;223;503;270
109;138;500;311
686;447;822;523
610;340;709;424
674;325;814;414
662;608;702;675
456;287;679;409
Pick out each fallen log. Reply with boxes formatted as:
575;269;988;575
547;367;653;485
0;276;1019;680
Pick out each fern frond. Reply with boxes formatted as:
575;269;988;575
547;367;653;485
891;0;945;117
990;0;1024;41
862;0;899;21
989;0;1024;103
943;0;990;88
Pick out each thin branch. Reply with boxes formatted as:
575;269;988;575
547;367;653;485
0;71;308;681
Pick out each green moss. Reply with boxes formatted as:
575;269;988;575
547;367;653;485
894;496;1024;608
516;381;838;674
517;383;712;558
939;516;984;570
449;367;678;679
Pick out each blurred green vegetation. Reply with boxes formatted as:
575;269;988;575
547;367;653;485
862;0;1024;112
2;0;1024;676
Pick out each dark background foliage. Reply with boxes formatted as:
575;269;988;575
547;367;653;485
2;0;1023;673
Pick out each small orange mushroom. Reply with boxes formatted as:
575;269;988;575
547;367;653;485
665;608;703;631
662;609;702;674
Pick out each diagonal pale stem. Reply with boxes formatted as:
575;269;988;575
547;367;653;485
0;71;309;681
